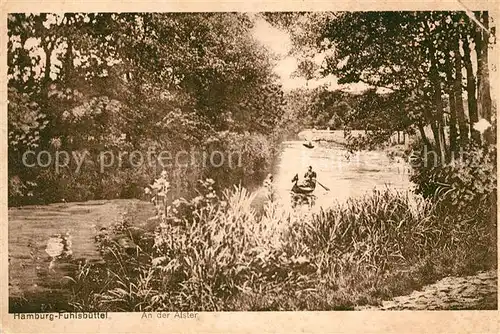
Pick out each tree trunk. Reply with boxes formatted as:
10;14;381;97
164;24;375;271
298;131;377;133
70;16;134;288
453;37;469;145
448;90;459;153
431;82;446;162
42;44;53;85
462;34;480;143
428;46;446;162
445;47;459;154
428;35;448;161
474;11;493;143
429;121;444;162
63;37;74;80
417;123;432;149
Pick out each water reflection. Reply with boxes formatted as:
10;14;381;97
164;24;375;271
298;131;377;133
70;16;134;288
45;233;73;271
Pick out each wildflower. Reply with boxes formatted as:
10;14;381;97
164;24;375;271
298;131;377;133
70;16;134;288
144;187;151;194
152;256;166;266
291;256;309;264
50;137;62;149
72;106;85;118
192;196;204;205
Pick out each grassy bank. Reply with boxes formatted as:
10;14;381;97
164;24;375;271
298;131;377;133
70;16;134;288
9;131;277;206
63;180;496;311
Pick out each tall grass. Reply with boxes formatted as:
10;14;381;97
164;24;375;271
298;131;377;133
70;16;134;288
67;180;497;311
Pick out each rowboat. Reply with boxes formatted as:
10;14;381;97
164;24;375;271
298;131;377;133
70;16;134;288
291;183;316;194
291;174;316;194
290;175;317;207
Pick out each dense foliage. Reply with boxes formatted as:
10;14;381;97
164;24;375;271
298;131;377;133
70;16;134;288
274;12;494;144
319;11;495;155
279;86;356;134
8;13;284;205
8;11;497;313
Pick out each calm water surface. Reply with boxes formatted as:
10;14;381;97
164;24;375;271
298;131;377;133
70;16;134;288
271;141;412;208
8;199;154;311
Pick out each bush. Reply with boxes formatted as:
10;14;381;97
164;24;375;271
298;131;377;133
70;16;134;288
409;141;497;217
8;130;277;206
203;131;276;190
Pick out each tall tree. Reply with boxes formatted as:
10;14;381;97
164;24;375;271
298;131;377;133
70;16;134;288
474;11;493;143
306;11;494;157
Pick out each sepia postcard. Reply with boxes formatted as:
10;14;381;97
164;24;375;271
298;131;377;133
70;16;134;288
1;0;499;332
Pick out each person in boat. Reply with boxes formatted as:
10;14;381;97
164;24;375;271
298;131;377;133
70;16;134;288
291;166;317;195
303;166;317;188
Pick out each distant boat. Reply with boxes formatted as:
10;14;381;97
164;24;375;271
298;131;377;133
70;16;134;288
303;141;315;149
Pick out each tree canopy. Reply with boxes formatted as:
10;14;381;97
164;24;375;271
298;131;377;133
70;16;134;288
8;13;285;204
269;11;496;158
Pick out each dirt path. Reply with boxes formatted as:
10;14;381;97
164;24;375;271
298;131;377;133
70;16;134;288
357;270;498;310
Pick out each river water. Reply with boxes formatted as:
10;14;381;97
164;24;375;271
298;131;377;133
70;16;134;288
271;141;412;208
8;199;155;311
